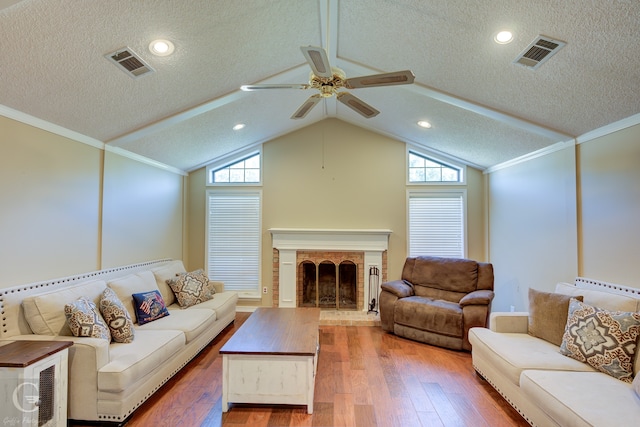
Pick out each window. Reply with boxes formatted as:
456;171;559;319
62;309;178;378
408;190;466;258
408;150;463;183
206;190;261;298
208;152;261;184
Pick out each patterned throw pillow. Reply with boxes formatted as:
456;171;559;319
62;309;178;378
99;287;135;343
167;269;214;308
132;290;170;325
64;297;111;341
560;298;640;383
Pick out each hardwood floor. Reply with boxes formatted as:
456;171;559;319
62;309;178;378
99;312;529;426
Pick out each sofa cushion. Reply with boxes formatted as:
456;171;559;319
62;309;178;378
469;328;596;387
150;260;187;306
108;271;160;321
394;296;462;338
555;282;639;312
99;287;135;343
560;298;640;383
98;329;185;392
521;370;640;427
132;290;170;325
167;269;214;308
528;288;582;346
137;307;215;343
182;291;238;322
22;279;108;336
64;297;111;341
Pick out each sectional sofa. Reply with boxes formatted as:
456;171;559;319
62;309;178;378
469;277;640;426
0;259;238;424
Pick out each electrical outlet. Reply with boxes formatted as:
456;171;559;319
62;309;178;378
263;287;268;294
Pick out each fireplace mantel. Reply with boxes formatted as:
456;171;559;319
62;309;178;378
269;228;391;309
269;228;392;251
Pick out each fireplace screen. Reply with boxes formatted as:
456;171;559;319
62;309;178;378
299;260;357;309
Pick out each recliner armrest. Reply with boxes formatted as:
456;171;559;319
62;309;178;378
380;280;414;298
459;289;494;306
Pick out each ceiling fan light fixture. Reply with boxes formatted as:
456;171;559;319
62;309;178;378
494;31;514;44
417;120;432;129
149;39;174;56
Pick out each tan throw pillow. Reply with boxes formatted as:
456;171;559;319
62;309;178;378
99;287;135;343
560;298;640;383
167;269;214;308
528;288;583;346
64;297;111;341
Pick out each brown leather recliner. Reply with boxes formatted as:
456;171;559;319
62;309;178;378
379;256;494;351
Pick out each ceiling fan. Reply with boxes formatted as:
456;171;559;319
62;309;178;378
240;46;415;119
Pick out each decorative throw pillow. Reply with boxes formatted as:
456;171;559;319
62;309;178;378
167;269;214;308
528;288;583;346
560;298;640;383
132;290;170;325
64;297;111;341
99;287;135;343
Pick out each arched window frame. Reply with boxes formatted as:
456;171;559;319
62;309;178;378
406;146;466;185
206;146;262;186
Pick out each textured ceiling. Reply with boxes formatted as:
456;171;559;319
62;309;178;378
1;0;639;171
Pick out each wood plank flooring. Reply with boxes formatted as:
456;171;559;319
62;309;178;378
79;312;529;426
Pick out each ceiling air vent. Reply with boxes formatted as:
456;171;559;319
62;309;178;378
105;47;154;78
513;35;566;70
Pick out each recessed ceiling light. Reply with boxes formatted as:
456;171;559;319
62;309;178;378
494;31;514;44
233;123;245;131
417;120;432;129
149;39;174;56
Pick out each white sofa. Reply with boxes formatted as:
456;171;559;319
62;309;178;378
469;277;640;427
0;259;238;424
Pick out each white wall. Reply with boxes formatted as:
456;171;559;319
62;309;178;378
579;123;640;286
0;116;102;285
487;119;640;312
0;115;185;288
488;144;578;311
101;149;184;268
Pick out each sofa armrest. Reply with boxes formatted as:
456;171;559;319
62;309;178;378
381;280;414;298
459;289;494;306
209;280;225;293
2;334;110;367
489;312;530;333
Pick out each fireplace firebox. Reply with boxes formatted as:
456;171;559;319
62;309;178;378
300;260;357;309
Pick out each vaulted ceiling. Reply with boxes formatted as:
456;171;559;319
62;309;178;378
1;0;639;172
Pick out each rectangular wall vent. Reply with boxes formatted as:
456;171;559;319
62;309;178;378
513;35;566;70
105;47;154;78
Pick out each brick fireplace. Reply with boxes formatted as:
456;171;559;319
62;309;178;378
269;229;390;311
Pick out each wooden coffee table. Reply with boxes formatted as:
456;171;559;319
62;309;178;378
220;307;320;414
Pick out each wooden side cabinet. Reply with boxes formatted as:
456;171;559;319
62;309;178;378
0;341;73;427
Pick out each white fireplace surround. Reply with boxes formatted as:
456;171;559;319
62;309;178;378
269;228;391;309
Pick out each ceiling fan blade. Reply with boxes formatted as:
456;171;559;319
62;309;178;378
300;46;333;79
336;92;380;118
241;83;308;91
344;70;415;89
291;95;322;119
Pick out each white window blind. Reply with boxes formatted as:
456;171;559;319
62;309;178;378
207;190;261;297
408;191;465;258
